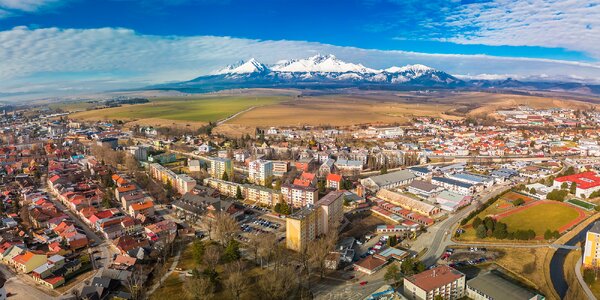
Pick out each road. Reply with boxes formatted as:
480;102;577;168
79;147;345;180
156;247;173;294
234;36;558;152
575;255;597;300
42;177;116;295
216;106;257;125
550;220;597;299
0;264;58;300
420;183;511;266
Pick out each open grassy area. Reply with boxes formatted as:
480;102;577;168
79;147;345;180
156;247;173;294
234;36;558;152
493;247;555;299
150;273;187;300
70;95;287;124
567;199;596;210
499;202;581;235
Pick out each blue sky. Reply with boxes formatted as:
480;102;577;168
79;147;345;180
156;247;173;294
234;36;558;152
1;0;600;99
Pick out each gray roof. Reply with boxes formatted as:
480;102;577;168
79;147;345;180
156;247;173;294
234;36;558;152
590;221;600;235
408;180;440;193
367;170;416;187
467;272;540;300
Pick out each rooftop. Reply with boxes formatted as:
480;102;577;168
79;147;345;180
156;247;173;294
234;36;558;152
467;271;539;300
405;265;464;292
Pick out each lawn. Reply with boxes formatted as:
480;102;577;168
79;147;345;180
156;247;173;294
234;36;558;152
150;273;187;300
567;199;596;210
70;96;286;123
499;202;581;235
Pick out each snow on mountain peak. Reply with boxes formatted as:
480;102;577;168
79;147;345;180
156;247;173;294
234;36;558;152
385;64;434;74
271;54;377;73
213;55;441;81
215;58;267;75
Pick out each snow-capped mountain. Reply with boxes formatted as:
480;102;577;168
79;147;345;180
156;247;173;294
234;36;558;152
156;54;464;92
271;54;378;73
215;58;268;75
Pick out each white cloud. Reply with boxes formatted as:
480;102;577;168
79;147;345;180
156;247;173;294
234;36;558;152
441;0;600;59
1;26;600;99
0;0;63;11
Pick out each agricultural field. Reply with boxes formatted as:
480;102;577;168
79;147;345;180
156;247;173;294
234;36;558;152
67;89;599;136
70;95;287;126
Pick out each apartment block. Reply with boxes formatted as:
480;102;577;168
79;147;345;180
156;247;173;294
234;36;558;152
584;221;600;268
207;157;234;179
281;184;318;207
248;159;273;185
285;191;344;251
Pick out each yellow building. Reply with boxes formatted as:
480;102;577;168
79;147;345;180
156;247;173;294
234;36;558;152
286;207;320;252
207;157;233;179
12;251;47;273
583;221;600;268
285;190;344;251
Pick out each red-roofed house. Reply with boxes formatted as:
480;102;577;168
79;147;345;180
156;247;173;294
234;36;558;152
554;171;600;198
403;265;466;300
326;173;343;190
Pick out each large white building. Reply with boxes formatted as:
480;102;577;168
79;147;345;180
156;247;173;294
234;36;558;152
404;265;466;300
248;159;273;185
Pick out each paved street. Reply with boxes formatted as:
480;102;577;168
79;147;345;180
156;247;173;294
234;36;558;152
419;182;511;266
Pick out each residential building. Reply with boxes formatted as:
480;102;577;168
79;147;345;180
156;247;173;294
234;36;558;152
326;173;343;190
13;251;47;273
281;184;318;207
248;159;273;185
584;221;600;268
207;157;233;179
272;161;289;177
148;163;196;194
403;265;466;300
286;191;344;251
244;184;282;206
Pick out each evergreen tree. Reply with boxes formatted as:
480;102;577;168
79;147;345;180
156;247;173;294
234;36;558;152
476;224;487;239
236;186;243;200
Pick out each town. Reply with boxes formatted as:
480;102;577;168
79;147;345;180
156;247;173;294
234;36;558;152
0;102;599;300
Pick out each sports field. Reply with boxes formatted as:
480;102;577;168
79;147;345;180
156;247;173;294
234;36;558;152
497;201;585;234
70;95;287;124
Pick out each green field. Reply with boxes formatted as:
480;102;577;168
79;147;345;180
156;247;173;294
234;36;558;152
499;202;580;234
567;199;596;210
70;96;287;124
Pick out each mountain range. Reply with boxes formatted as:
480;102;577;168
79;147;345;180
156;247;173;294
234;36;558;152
152;54;600;96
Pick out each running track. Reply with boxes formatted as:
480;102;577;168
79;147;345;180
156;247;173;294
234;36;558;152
492;200;586;233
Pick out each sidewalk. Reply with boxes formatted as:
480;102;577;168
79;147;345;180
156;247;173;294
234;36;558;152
575;257;597;300
147;248;183;296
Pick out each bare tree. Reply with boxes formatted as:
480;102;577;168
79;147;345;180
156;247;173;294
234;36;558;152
184;275;214;300
200;216;214;241
224;261;250;300
126;267;147;300
258;264;299;300
246;233;261;264
258;233;278;268
308;238;332;279
203;244;221;272
124;153;140;175
214;212;238;246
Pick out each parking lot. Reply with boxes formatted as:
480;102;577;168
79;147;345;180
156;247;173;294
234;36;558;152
237;209;286;243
